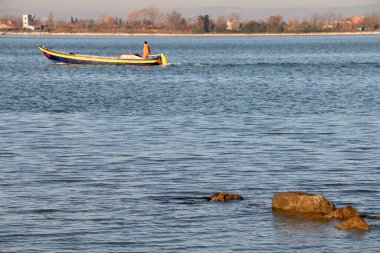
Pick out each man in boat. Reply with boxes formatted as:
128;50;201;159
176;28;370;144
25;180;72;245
143;41;151;58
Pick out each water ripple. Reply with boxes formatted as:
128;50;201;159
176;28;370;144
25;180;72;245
1;35;380;252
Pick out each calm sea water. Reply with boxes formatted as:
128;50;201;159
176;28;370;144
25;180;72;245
0;35;380;252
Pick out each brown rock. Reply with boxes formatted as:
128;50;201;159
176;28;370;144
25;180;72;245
336;216;371;231
272;192;335;214
273;209;331;223
210;192;245;202
325;206;360;220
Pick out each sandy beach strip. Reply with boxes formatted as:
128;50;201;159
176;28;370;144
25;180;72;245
4;31;380;37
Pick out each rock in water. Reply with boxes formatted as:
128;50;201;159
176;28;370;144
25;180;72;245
272;192;335;214
336;216;371;231
324;206;360;220
210;192;245;202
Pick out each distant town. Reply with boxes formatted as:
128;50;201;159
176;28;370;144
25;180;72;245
1;7;380;34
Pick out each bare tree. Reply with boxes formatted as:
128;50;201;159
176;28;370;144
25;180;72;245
127;11;142;28
228;11;241;22
47;11;54;31
215;16;227;32
323;12;341;30
146;7;161;25
309;13;324;32
126;7;163;30
166;11;184;31
286;18;301;32
106;16;117;29
364;12;380;31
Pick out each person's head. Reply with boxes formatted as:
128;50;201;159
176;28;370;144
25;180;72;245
144;41;148;44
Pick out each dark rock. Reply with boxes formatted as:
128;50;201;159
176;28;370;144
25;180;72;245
209;192;245;202
336;216;371;231
324;206;360;220
272;192;335;214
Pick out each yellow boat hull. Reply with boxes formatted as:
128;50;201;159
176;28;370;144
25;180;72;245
38;46;168;66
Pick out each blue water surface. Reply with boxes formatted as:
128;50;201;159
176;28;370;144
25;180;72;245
0;35;379;252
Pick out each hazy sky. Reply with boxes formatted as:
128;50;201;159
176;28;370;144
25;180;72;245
1;0;378;9
1;0;379;19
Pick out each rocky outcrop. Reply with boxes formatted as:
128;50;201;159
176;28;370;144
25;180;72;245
209;192;245;202
336;216;371;231
272;192;336;214
272;192;372;231
324;206;360;220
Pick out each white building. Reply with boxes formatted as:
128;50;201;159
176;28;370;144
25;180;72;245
23;14;35;30
227;19;240;31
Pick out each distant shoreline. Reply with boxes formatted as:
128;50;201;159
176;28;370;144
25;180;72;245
4;31;380;37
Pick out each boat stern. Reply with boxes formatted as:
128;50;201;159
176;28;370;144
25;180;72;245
158;54;168;65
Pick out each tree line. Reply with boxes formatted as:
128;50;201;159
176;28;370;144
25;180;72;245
3;7;380;33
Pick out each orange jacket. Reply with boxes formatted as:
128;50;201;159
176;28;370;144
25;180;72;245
143;44;151;58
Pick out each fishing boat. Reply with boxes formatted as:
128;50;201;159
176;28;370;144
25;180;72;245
38;46;168;66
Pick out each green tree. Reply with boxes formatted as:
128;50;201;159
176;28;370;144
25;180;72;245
242;21;259;33
267;15;284;33
197;15;210;33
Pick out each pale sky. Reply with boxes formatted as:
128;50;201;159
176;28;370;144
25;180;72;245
1;0;378;9
1;0;379;19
